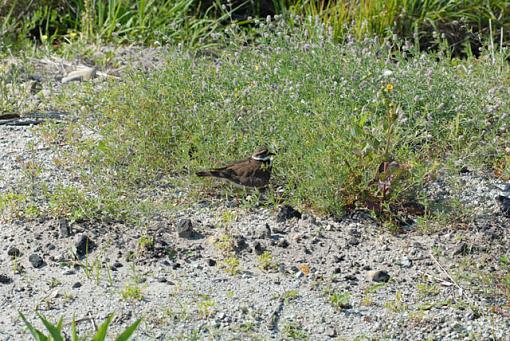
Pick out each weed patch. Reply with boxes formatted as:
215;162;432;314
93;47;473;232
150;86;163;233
50;33;510;220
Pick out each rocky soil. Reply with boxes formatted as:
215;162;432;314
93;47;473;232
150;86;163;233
1;49;510;340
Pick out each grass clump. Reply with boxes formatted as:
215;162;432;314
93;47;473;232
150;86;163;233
282;321;308;340
257;251;278;271
52;25;510;220
220;255;241;276
121;284;144;301
329;291;352;311
1;0;231;50
19;311;141;341
2;0;509;54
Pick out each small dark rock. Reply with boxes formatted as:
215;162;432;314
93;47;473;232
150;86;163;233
207;258;217;266
47;243;56;251
466;309;481;320
0;274;13;284
496;195;510;216
278;239;289;248
333;267;342;274
368;270;390;283
344;274;357;281
276;205;302;222
453;242;473;256
333;255;345;263
253;224;272;239
253;241;265;255
176;219;194;238
58;219;71;238
349;228;361;238
289;266;299;273
72;282;82;289
362;265;371;271
28;254;44;268
74;234;95;258
459;166;470;174
7;247;21;258
233;236;249;253
157;277;167;283
172;262;181;270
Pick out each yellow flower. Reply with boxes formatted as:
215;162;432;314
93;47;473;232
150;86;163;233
386;83;394;92
69;31;77;39
41;35;48;42
255;64;260;71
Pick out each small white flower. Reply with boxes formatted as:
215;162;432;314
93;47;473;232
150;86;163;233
382;69;393;77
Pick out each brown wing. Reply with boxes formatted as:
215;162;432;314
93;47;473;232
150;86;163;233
197;157;271;187
228;159;271;187
196;158;250;180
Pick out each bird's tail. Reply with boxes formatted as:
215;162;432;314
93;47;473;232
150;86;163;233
196;170;217;177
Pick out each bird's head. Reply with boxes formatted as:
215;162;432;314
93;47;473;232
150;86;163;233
251;147;275;162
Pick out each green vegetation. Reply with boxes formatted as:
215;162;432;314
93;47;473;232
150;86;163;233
121;283;144;301
1;0;509;52
33;23;508;220
0;1;509;224
384;290;408;313
329;291;351;310
197;295;216;319
2;16;509;223
282;320;308;340
220;255;242;276
19;311;141;341
257;251;278;271
282;289;300;302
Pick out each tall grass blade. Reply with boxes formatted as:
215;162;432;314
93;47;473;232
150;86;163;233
36;313;64;341
114;318;143;341
18;312;49;341
91;313;114;341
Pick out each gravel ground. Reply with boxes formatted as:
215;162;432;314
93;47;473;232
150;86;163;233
1;49;510;340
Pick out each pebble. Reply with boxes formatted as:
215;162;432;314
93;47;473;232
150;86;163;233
61;66;97;83
0;274;13;284
276;205;302;222
58;219;71;238
400;257;412;268
367;270;390;282
74;234;95;257
176;219;194;239
7;247;21;258
28;253;44;268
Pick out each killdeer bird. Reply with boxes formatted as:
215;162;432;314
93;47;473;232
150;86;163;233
196;147;275;188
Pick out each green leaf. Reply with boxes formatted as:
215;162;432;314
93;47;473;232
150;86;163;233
71;314;78;341
18;311;49;341
37;313;64;341
91;314;114;341
114;318;143;341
